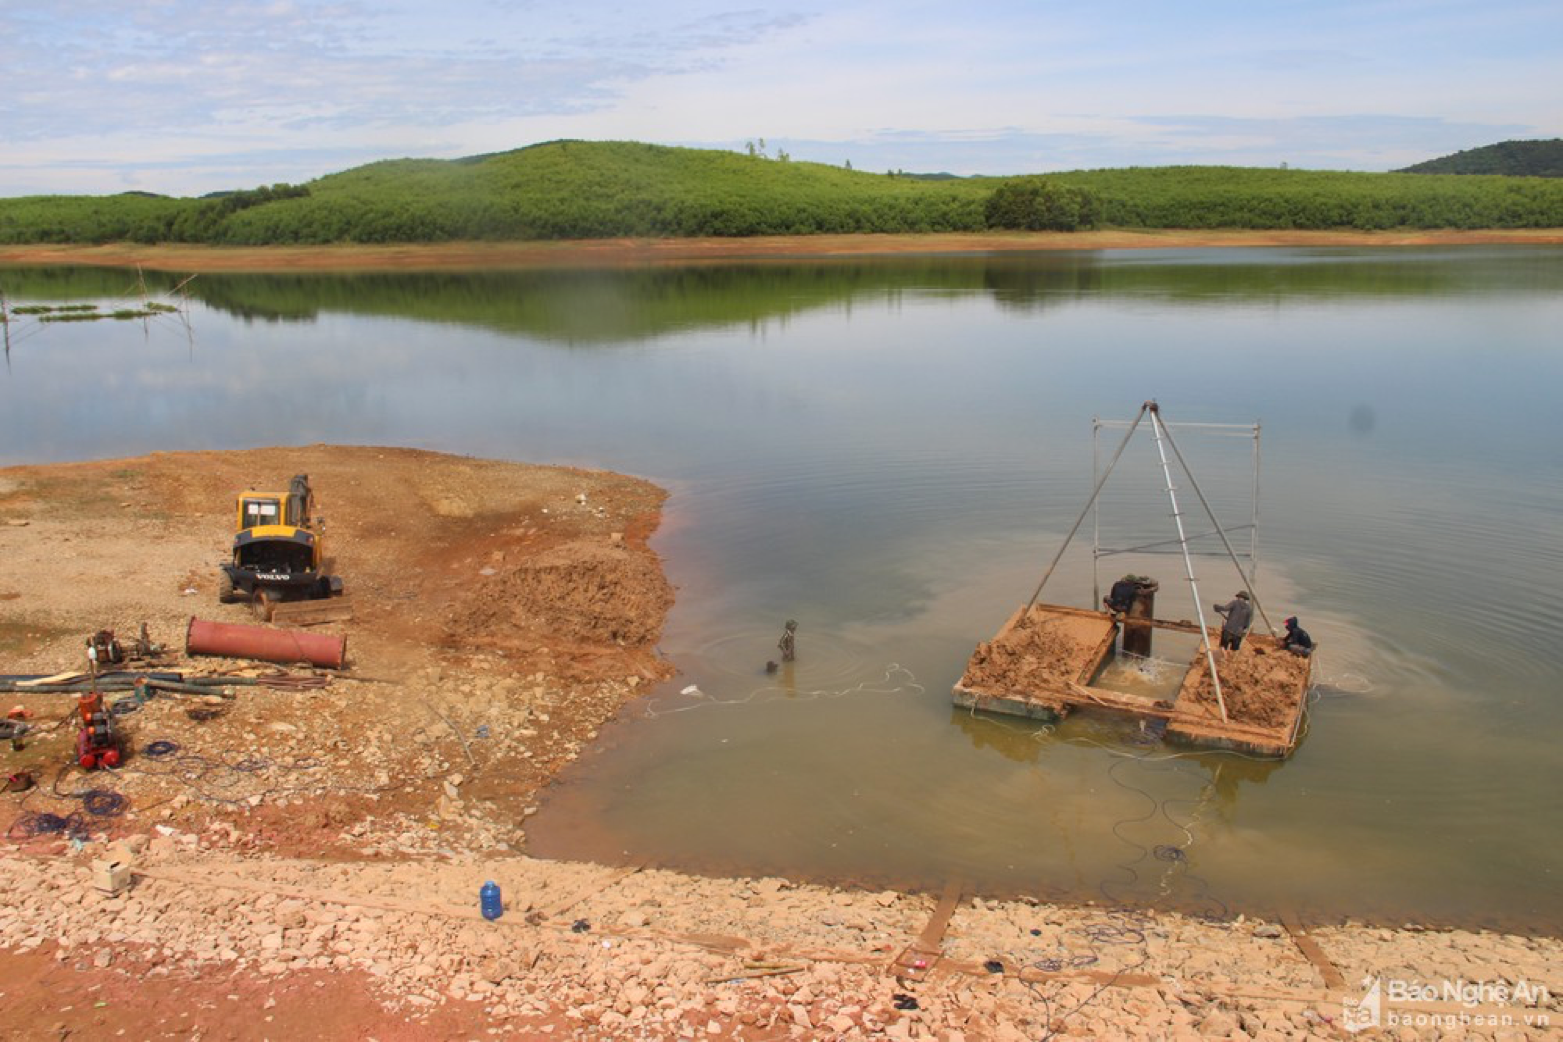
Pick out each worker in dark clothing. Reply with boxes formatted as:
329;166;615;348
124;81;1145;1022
778;619;797;662
1104;576;1141;614
1282;616;1314;657
1213;591;1252;651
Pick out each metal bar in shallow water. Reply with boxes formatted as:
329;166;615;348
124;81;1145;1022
1148;405;1228;724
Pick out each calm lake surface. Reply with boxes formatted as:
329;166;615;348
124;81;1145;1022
3;247;1560;931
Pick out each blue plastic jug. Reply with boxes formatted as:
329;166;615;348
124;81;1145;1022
480;880;503;921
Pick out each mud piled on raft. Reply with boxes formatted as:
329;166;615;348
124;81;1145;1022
1181;641;1310;728
961;611;1107;691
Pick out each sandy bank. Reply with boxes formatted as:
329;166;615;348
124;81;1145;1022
3;228;1562;273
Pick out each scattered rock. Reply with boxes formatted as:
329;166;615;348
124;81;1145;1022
1198;1009;1240;1036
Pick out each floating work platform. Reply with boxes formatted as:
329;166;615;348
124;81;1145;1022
953;603;1314;757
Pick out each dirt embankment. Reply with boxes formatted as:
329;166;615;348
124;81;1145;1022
4;228;1563;273
0;445;673;859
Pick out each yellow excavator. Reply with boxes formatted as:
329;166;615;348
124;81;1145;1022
218;474;352;625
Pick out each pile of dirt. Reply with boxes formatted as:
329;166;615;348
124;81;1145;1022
1181;639;1310;728
447;540;673;651
961;608;1109;692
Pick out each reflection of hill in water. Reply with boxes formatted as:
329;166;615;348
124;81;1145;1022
5;247;1561;343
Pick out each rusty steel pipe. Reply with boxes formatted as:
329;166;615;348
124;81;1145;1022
186;618;347;670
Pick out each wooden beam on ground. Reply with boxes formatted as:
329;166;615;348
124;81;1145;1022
1280;914;1346;990
892;879;964;982
526;863;643;923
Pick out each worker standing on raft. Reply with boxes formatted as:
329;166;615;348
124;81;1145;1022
1213;591;1252;651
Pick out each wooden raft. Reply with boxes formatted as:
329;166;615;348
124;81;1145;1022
952;603;1313;757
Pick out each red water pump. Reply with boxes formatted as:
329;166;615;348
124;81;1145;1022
75;689;121;770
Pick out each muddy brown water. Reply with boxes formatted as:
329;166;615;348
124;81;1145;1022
2;246;1561;932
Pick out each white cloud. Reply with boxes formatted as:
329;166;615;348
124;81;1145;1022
0;0;1558;195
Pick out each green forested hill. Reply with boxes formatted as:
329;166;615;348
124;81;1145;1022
1396;139;1563;177
232;142;989;241
3;140;1563;245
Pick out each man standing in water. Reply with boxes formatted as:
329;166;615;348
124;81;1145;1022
778;619;797;662
1213;591;1252;651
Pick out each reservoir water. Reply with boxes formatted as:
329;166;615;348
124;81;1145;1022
3;247;1560;931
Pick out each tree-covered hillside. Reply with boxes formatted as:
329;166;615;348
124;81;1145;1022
1396;139;1563;177
3;141;1563;245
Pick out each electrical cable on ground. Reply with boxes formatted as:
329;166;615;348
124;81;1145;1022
80;790;127;817
7;810;88;840
988;907;1158;1041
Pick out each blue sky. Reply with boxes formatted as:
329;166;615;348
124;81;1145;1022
2;0;1558;197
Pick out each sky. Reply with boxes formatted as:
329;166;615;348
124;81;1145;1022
2;0;1559;197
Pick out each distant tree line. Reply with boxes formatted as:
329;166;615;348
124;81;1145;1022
0;183;312;245
1396;139;1563;177
2;142;1563;246
1045;166;1563;230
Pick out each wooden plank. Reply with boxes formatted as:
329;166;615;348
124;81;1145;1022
891;879;964;981
913;880;964;954
952;687;1066;722
526;863;643;923
1064;684;1172;715
136;867;487;921
941;955;1161;990
1074;623;1122;686
1280;914;1346;990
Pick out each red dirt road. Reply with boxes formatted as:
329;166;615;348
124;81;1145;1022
1;943;485;1042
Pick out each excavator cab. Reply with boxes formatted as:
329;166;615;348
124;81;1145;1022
238;473;311;530
238;494;286;529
